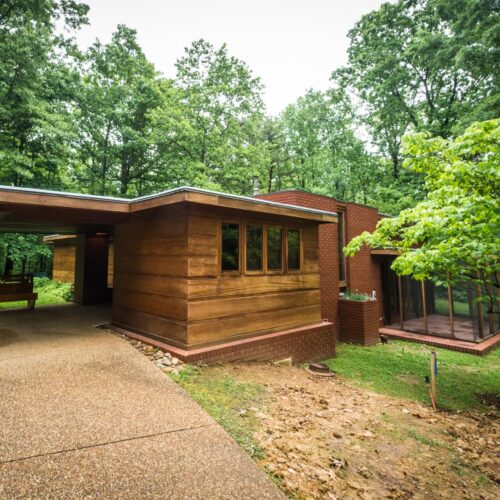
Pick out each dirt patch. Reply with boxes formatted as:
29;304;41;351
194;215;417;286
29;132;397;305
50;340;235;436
475;392;500;411
223;363;499;499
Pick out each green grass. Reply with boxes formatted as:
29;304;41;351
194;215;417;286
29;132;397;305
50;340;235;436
325;341;500;411
435;297;470;316
0;277;72;309
170;365;266;458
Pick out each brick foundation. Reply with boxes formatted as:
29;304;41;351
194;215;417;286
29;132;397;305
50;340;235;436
110;321;335;364
338;298;380;345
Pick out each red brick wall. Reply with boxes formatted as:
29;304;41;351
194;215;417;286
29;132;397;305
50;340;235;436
113;321;335;364
338;299;380;346
258;190;386;335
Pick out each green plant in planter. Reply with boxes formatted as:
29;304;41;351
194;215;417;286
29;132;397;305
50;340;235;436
342;290;373;302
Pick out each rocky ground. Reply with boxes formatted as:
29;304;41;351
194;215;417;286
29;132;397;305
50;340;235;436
122;336;499;499
225;363;499;500
119;335;186;373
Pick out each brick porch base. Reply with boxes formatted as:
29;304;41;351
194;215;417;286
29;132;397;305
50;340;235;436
109;321;335;364
379;327;500;355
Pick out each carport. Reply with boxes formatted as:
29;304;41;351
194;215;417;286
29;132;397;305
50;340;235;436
0;186;128;304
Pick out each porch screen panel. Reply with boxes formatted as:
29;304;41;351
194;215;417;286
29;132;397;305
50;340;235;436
401;277;425;333
425;282;452;338
452;281;479;342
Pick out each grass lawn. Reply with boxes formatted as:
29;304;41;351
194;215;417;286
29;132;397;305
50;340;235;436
170;365;266;459
326;341;500;411
0;278;72;309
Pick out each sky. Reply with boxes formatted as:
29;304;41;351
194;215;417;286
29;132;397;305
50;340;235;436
75;0;389;115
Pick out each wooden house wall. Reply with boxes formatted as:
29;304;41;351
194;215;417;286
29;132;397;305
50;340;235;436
111;203;323;349
52;244;76;283
51;240;114;288
185;205;322;347
111;204;189;346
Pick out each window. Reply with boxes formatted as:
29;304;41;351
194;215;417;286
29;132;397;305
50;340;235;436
246;224;263;271
221;223;239;271
287;229;300;270
220;221;302;275
267;226;283;271
338;210;346;284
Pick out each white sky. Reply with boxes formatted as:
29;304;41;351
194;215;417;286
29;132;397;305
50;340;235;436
75;0;389;115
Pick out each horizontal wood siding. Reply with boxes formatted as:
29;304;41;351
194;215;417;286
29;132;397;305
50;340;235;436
111;205;189;345
186;207;322;347
52;245;75;283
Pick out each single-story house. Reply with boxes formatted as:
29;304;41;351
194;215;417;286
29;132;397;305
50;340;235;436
0;185;338;362
2;185;498;360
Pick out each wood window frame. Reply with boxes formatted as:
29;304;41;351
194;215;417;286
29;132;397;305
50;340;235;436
337;206;347;289
243;221;265;275
264;224;285;274
218;220;303;276
219;219;242;276
285;226;303;274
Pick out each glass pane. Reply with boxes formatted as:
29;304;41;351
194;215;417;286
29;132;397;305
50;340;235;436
267;226;282;270
246;224;263;271
287;229;300;270
221;223;239;271
338;212;345;281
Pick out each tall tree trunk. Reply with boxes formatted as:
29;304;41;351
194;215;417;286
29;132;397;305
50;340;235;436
391;151;399;179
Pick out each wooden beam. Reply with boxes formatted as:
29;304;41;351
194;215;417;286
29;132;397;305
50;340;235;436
398;276;404;330
421;280;428;334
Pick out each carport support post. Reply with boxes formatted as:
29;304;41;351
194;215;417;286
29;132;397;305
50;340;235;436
74;233;110;305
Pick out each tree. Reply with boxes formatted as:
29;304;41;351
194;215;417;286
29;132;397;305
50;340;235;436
272;89;382;203
334;0;500;178
150;39;265;194
0;0;88;188
344;119;500;311
73;25;161;196
0;233;52;274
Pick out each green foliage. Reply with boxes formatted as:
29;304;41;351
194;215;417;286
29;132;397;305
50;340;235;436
326;341;500;411
73;25;161;196
0;233;52;274
266;89;381;204
0;277;73;309
0;0;498;220
345;119;500;307
0;0;89;188
333;0;499;179
170;365;266;458
342;290;373;302
150;40;265;194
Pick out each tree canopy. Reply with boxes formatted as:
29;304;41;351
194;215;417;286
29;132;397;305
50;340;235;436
344;119;500;307
0;0;499;271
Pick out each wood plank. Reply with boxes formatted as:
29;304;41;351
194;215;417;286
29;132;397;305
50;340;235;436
189;289;320;321
113;273;188;300
188;304;321;345
187;274;320;299
114;256;188;277
113;289;187;321
187;256;218;277
112;305;187;345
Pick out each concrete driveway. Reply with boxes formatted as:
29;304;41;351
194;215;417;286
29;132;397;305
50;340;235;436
0;304;282;499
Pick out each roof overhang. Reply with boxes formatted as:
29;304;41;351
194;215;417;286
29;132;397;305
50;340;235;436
0;185;337;233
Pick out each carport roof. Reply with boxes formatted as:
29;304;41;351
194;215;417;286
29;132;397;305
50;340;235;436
0;184;338;225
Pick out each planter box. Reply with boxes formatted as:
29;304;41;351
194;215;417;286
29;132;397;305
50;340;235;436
338;298;380;346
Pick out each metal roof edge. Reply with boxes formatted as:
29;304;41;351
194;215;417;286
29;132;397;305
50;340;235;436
0;185;338;220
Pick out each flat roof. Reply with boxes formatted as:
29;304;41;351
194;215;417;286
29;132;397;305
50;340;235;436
0;185;338;223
